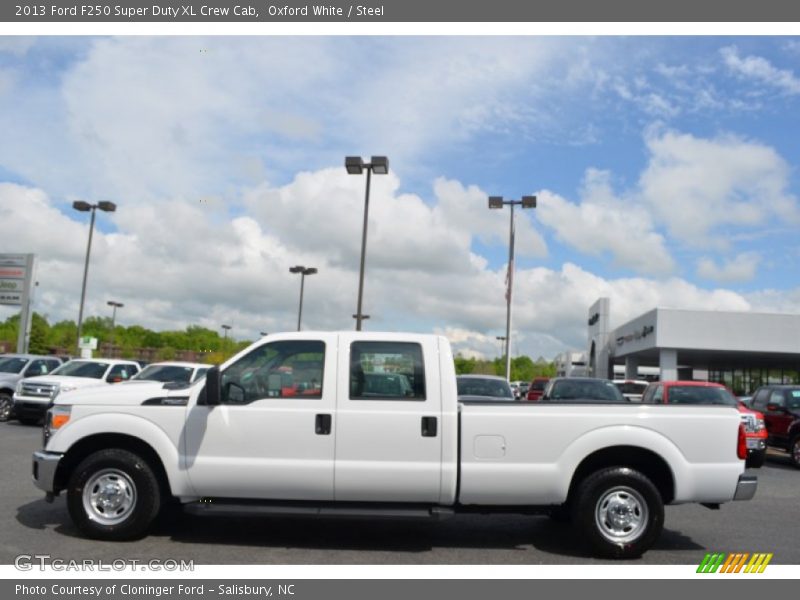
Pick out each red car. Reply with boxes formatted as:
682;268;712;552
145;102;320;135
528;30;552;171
642;381;767;468
526;377;550;401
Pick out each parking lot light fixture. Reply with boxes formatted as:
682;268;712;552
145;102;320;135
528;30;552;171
289;266;318;331
221;324;232;340
73;200;118;354
488;194;537;381
345;155;390;331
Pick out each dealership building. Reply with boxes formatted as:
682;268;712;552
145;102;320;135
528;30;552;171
585;297;800;395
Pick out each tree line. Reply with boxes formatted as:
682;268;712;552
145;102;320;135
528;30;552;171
0;312;250;363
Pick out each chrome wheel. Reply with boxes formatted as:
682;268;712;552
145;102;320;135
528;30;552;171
594;485;648;544
0;396;11;421
82;468;138;526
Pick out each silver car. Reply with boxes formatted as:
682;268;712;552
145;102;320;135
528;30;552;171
0;354;64;421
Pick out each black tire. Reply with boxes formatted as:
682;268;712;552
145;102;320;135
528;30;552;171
572;467;664;559
0;393;13;422
67;448;161;540
746;449;766;469
18;416;41;426
549;504;572;523
790;436;800;470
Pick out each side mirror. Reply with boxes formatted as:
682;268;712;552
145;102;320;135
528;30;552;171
203;366;222;406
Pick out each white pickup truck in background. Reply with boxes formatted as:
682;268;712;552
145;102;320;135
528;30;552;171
32;332;756;559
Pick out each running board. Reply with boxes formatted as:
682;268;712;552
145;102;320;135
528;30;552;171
183;500;454;521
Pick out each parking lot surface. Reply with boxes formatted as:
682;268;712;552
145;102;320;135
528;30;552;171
2;420;798;565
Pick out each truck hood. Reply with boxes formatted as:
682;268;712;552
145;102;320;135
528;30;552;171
23;375;107;388
0;373;21;387
53;381;187;406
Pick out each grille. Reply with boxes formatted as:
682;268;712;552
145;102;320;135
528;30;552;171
20;382;56;398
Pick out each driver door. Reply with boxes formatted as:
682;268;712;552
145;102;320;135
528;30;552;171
183;335;336;500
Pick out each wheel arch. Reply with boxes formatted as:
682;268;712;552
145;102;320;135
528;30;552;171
54;433;172;499
567;445;675;506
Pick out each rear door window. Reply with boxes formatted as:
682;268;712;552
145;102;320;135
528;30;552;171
350;342;426;401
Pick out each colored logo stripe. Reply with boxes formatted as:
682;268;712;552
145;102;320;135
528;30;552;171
697;552;772;574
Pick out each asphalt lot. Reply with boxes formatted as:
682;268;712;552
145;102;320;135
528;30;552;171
2;419;798;565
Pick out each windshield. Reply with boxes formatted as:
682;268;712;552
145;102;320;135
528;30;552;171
0;357;27;374
667;386;738;406
531;380;547;391
135;364;196;383
549;380;626;402
457;377;514;399
51;361;109;379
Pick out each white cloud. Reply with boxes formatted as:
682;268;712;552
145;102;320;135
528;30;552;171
696;252;761;283
536;169;675;276
6;177;796;362
639;128;799;246
721;46;800;95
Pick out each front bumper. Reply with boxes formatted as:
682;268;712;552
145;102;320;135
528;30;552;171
733;474;758;501
32;450;63;495
14;397;51;419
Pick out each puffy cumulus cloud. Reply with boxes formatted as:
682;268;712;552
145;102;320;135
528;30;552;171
241;171;546;275
696;252;761;283
721;46;800;95
536;169;674;276
638;128;799;246
3;174;800;361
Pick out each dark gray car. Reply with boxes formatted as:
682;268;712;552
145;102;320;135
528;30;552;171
457;375;516;402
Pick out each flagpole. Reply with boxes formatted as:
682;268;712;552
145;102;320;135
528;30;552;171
505;203;515;381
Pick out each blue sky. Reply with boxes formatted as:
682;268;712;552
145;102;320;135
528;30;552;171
1;36;799;358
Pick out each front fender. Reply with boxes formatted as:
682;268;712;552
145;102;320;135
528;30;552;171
48;412;193;497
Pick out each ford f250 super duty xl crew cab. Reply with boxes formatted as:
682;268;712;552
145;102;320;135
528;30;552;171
32;332;756;559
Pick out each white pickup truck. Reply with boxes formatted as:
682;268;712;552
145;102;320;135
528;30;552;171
32;332;756;559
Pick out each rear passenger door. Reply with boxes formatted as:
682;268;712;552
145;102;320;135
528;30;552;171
334;335;442;503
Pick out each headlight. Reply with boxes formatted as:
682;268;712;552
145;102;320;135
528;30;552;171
43;405;71;447
755;417;766;432
52;384;77;399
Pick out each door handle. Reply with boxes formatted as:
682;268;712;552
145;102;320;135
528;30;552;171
315;414;332;435
421;416;437;437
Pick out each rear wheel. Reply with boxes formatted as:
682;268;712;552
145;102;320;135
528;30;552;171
790;436;800;469
572;467;664;559
0;393;12;422
67;448;161;540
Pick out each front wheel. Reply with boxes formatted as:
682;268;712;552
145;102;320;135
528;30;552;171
0;393;13;422
572;467;664;559
67;449;161;540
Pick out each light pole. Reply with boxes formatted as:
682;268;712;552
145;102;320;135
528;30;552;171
345;155;389;331
496;336;507;363
221;324;231;341
289;266;317;331
73;200;117;354
107;300;123;355
488;195;537;381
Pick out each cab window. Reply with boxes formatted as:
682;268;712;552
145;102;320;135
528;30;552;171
349;341;426;401
221;340;325;404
